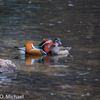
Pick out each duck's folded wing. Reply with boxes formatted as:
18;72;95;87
59;46;72;51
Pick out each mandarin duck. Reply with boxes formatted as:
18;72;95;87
16;38;53;56
50;38;72;55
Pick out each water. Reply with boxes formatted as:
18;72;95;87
0;0;100;100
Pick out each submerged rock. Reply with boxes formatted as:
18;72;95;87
0;59;17;73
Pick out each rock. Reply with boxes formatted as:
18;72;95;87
0;59;17;73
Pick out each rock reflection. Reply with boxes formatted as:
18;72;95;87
0;73;17;91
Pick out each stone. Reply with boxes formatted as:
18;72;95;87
0;59;17;73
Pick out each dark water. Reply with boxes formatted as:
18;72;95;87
0;0;100;100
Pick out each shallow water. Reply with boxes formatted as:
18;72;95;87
0;0;100;100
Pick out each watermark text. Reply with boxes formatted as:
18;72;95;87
0;94;24;99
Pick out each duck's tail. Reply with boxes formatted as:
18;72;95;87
15;46;26;54
64;46;72;51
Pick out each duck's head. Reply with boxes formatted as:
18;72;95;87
38;38;53;53
38;38;53;47
52;38;62;46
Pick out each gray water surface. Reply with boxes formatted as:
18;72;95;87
0;0;100;100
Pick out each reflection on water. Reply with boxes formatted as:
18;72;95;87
0;0;100;100
15;53;70;65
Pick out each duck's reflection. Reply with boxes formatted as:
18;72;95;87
25;55;47;65
25;54;69;65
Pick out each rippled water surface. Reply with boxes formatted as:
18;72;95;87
0;0;100;100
